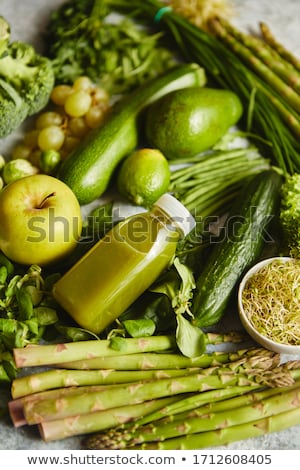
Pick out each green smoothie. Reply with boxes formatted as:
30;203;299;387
53;195;195;333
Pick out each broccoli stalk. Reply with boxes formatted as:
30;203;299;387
0;16;54;138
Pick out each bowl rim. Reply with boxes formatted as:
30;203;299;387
238;256;300;354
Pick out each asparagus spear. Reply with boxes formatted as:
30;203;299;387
260;22;300;72
213;17;300;93
209;17;300;115
13;335;176;368
11;367;202;399
58;348;278;371
127;407;300;450
13;331;247;369
83;368;300;449
38;396;179;442
21;356;289;425
96;385;300;449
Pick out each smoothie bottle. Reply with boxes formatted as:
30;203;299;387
52;194;195;333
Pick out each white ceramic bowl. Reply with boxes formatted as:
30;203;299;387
238;257;300;354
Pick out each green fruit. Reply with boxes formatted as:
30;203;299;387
145;87;243;160
117;148;170;208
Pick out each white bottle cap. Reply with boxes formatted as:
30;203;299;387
153;193;196;237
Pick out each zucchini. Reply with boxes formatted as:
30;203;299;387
191;169;282;327
58;63;206;205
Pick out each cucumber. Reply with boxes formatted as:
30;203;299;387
58;64;206;205
191;169;282;327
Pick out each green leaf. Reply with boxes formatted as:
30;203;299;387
16;286;34;320
109;336;128;352
150;269;179;300
5;275;21;298
123;319;156;338
0;266;8;285
34;306;58;326
176;313;206;357
172;257;196;316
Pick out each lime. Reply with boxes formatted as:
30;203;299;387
117;148;170;208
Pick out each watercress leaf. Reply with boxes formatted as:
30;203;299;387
173;257;196;303
0;252;15;277
5;275;21;298
55;324;97;342
24;318;39;336
0;266;8;285
109;336;132;352
123;319;156;338
34;306;58;326
0;363;10;383
176;313;206;358
16;286;34;320
150;270;179;300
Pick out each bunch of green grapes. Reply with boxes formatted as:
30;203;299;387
11;76;110;175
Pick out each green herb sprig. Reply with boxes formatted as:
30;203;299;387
0;255;58;383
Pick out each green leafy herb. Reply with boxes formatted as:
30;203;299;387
0;258;59;382
45;0;176;94
150;257;205;356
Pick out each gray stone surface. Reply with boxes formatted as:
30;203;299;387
0;0;300;450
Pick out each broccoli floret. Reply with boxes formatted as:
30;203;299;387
0;16;55;138
0;78;29;137
279;173;300;258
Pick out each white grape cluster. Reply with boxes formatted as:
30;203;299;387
10;76;110;175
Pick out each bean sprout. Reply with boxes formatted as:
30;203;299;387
242;259;300;345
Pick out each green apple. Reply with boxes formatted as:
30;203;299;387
0;174;82;266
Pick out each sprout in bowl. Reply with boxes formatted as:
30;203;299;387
238;257;300;354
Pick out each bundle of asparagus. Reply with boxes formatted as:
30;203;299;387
8;334;300;448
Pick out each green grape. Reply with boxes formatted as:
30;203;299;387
62;135;80;153
68;117;89;137
36;111;64;129
51;85;73;106
37;126;65;151
92;87;110;105
73;76;93;92
40;150;61;175
84;105;105;129
64;90;92;118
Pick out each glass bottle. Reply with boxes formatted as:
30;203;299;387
52;194;195;333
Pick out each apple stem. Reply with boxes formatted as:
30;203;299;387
39;192;56;208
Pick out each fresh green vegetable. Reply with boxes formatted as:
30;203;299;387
169;145;270;215
209;17;300;138
12;348;264;398
2;158;38;185
55;347;262;372
13;335;177;368
241;258;300;346
40;397;179;442
92;381;300;449
259;22;300;72
12;351;286;426
145;87;243;159
0;16;54;137
192;169;282;327
0;261;58;382
45;0;176;94
57;63;206;204
106;0;300;174
279;173;300;258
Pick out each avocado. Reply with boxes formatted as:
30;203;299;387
145;87;243;160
